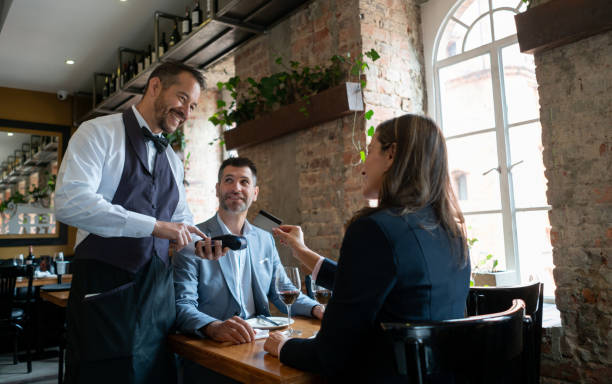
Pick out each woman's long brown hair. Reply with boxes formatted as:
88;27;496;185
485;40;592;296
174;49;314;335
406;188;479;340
351;114;468;265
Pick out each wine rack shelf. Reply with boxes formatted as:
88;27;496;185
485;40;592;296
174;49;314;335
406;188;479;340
78;0;311;124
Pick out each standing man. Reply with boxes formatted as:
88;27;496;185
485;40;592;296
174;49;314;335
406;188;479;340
173;157;323;383
55;61;223;384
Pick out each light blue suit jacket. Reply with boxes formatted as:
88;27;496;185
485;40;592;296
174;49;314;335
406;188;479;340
173;214;318;335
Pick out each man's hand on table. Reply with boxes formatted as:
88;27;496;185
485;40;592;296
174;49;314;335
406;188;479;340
202;316;256;344
263;332;288;357
311;304;325;320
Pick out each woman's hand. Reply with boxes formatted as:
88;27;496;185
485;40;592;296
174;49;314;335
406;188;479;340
273;225;324;272
273;225;306;252
263;331;288;357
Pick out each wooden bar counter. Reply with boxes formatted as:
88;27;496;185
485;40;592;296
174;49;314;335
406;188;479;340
168;317;323;384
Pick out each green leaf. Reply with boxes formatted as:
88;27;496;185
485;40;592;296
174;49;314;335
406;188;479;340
290;60;299;69
365;49;380;61
216;100;226;108
364;110;374;120
275;57;283;65
493;260;499;270
359;150;366;163
486;254;493;260
367;126;375;136
216;81;224;90
360;79;366;88
470;280;474;287
219;140;225;146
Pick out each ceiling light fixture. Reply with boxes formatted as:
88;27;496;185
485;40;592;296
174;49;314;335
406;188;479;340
65;59;75;65
7;132;14;136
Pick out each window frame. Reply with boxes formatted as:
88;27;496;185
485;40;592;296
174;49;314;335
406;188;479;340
428;0;552;290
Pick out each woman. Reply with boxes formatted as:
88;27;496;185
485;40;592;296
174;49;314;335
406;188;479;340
264;114;471;380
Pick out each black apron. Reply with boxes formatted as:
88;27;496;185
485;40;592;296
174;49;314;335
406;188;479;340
64;109;179;384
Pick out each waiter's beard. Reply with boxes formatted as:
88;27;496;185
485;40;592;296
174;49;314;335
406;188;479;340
154;98;185;134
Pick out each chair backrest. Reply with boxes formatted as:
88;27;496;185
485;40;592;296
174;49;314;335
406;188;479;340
466;282;543;384
382;299;527;384
0;265;34;321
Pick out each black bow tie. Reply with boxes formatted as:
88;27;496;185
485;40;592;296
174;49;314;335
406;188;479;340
142;127;169;153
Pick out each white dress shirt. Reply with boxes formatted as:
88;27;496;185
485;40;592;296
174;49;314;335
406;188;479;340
55;106;194;248
216;214;256;318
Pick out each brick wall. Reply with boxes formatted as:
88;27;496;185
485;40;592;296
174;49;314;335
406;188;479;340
202;0;426;267
535;30;612;383
182;57;234;223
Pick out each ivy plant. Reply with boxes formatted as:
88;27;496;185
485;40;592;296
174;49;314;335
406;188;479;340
208;49;380;162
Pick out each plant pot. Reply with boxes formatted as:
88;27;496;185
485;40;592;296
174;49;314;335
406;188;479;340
223;82;364;150
472;271;516;287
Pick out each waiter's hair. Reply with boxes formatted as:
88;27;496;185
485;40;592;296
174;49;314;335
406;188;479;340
145;61;205;93
218;157;257;185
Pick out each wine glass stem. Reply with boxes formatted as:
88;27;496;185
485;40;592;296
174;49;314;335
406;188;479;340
286;304;292;333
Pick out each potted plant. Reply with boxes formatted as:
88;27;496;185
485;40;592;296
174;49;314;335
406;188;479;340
468;238;514;287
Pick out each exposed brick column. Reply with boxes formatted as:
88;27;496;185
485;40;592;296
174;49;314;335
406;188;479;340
536;30;612;383
213;0;426;267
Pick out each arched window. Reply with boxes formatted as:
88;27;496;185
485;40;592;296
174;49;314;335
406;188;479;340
429;0;553;297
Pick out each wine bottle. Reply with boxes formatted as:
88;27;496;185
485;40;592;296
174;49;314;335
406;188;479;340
149;44;156;64
116;65;121;90
102;76;109;99
25;245;35;265
137;54;144;74
182;7;191;36
169;21;180;47
110;73;116;94
159;32;167;57
191;0;201;27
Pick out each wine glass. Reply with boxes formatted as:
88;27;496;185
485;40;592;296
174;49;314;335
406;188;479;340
275;266;301;336
311;280;331;309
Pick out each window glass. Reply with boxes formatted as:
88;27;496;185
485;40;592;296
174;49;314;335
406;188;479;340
501;43;539;124
492;10;517;40
446;132;501;212
509;122;548;208
464;15;492;51
466;213;507;272
439;54;495;136
516;210;554;297
454;0;490;27
437;19;465;61
493;0;522;10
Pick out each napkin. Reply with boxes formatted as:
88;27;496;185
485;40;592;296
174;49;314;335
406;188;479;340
254;329;269;340
34;270;56;279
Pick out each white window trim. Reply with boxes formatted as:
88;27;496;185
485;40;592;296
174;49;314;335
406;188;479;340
421;0;551;290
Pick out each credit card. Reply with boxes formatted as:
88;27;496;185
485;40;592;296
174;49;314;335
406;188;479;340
252;209;282;233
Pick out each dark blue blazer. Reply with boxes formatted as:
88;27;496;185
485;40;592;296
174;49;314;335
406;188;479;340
280;206;471;379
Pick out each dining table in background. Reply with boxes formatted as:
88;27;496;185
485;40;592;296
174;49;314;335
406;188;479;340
168;317;324;384
15;274;72;288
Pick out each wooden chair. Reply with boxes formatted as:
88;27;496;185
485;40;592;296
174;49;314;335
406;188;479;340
0;265;34;373
382;299;528;384
466;282;543;384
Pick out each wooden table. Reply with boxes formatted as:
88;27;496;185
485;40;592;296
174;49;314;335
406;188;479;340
15;274;72;288
168;317;323;384
40;290;69;308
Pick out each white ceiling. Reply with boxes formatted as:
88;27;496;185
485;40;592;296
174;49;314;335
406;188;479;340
0;0;189;95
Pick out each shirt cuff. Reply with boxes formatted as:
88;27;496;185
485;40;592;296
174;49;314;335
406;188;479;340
311;257;325;283
125;211;156;237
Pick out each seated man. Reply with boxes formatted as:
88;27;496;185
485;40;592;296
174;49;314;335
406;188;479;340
173;157;323;381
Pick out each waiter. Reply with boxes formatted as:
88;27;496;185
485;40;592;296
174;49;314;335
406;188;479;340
55;61;224;383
